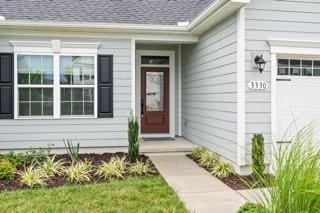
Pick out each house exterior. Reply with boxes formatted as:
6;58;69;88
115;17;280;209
0;0;319;174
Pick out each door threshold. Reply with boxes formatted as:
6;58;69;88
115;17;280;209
142;137;175;141
141;134;173;138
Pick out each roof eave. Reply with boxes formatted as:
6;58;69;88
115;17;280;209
0;0;251;38
0;20;190;33
188;0;251;36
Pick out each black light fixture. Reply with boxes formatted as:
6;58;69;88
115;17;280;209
254;55;266;73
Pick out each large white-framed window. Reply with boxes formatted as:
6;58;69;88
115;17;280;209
15;53;98;119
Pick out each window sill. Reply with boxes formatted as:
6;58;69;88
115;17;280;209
15;115;97;120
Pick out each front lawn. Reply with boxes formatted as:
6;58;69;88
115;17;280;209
0;176;186;213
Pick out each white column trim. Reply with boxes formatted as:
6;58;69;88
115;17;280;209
236;7;246;167
178;44;182;136
270;53;278;174
131;39;136;115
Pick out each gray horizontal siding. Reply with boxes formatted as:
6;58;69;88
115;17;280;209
244;0;320;163
0;36;132;150
181;14;238;164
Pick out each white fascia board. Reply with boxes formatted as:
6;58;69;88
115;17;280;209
0;20;188;32
189;0;251;35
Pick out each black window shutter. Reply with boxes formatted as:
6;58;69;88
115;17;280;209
98;55;113;118
0;53;13;119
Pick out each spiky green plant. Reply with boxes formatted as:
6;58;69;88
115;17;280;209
191;147;205;160
211;161;234;178
17;166;48;188
63;139;80;163
129;161;152;176
252;134;265;178
252;125;320;213
128;114;140;162
41;156;65;177
199;151;218;169
64;161;93;183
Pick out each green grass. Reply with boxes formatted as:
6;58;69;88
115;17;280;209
0;176;187;213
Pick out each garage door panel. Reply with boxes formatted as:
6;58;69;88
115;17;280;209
276;58;320;143
276;56;320;142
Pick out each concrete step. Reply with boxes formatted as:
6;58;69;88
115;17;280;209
140;137;195;154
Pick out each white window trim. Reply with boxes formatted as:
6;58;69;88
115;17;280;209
12;40;100;120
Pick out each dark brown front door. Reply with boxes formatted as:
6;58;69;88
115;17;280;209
141;67;169;134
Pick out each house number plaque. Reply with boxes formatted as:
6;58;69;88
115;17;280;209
248;81;268;90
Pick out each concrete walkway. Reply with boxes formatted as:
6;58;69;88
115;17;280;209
149;155;247;213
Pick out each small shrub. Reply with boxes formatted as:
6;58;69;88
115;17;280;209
237;203;268;213
64;139;80;163
64;161;93;183
128;114;139;162
129;161;152;176
25;148;51;166
0;151;27;167
191;147;205;160
0;159;16;180
252;134;265;178
199;151;218;169
42;156;65;177
18;166;48;188
96;162;124;179
96;157;127;179
110;156;127;173
211;161;234;178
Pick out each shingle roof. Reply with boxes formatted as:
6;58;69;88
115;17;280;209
0;0;214;25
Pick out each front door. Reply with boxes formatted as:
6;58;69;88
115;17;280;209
141;67;169;134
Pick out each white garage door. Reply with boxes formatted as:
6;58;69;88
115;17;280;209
276;58;320;143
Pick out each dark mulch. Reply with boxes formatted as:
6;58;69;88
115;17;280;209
0;153;157;192
186;154;272;190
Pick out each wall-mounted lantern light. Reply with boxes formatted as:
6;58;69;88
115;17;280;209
254;55;266;73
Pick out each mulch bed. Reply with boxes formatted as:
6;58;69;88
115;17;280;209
187;154;271;190
0;153;158;192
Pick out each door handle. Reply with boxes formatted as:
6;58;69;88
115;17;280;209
141;99;144;118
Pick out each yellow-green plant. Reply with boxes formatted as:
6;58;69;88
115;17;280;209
129;161;152;176
96;157;127;179
17;166;48;188
42;156;65;177
64;161;93;183
199;151;218;169
191;147;205;160
237;203;268;213
110;156;127;173
0;159;16;180
211;161;234;178
96;162;124;179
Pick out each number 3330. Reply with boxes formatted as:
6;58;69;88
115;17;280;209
248;81;268;90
